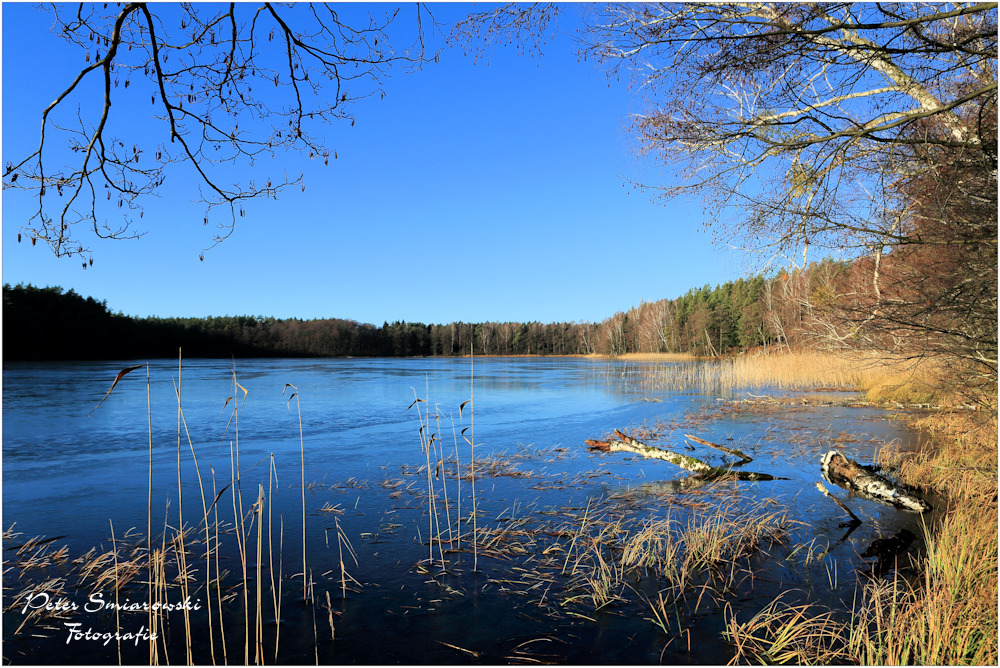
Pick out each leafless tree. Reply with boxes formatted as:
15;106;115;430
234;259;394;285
4;2;434;264
459;3;997;380
581;3;995;259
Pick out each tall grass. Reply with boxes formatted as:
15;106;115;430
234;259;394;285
631;349;946;403
850;410;998;665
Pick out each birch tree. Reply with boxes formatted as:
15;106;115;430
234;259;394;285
580;3;996;260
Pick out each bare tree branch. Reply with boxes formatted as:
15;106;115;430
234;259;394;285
4;2;436;263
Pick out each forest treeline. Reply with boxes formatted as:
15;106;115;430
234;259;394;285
3;264;855;361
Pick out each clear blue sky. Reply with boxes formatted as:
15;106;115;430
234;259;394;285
2;3;743;325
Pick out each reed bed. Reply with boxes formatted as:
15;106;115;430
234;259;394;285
3;360;336;665
623;350;946;403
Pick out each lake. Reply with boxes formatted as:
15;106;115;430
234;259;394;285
2;357;935;663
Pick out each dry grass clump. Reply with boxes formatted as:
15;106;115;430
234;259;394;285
724;596;850;665
461;451;535;479
559;500;790;614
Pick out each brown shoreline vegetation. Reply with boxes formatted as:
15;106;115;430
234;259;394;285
710;351;998;665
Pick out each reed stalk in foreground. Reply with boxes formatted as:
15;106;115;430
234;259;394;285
434;407;455;550
145;364;156;666
226;370;251;665
468;347;478;572
268;455;283;663
172;373;217;664
174;353;193;665
254;484;265;665
109;520;121;666
282;383;307;604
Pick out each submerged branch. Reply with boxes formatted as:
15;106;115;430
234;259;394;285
684;433;753;463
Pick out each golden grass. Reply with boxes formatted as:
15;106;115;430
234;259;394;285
625;349;954;405
851;409;998;665
605;352;700;362
716;351;941;398
724;596;850;665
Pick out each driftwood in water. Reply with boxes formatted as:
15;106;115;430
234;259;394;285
815;481;862;526
821;450;932;513
586;430;783;482
684;434;753;463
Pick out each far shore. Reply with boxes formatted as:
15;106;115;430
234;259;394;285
597;352;700;361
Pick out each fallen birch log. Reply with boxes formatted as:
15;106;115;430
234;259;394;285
820;450;932;513
586;430;782;482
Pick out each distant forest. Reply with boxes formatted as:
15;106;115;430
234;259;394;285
3;262;857;361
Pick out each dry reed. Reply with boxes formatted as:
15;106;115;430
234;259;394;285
628;349;946;404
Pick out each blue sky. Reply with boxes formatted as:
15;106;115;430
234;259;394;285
2;3;743;325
